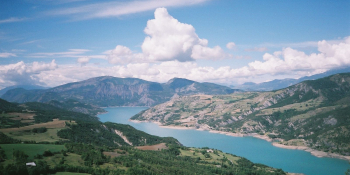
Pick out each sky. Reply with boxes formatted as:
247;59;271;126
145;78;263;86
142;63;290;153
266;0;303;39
0;0;349;89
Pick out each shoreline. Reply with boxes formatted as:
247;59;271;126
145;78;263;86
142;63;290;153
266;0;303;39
130;120;350;161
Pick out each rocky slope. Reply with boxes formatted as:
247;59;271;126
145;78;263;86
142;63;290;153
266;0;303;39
132;73;350;157
1;76;238;107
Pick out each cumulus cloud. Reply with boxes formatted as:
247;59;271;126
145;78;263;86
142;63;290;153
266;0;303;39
107;45;144;64
0;52;17;58
242;36;350;76
142;8;228;61
191;45;227;60
40;36;350;87
0;60;57;88
142;8;205;62
107;8;229;64
77;56;90;66
1;37;349;89
226;42;236;50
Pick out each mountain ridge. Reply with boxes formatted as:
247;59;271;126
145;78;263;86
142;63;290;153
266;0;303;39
1;76;239;107
0;85;47;96
234;67;350;91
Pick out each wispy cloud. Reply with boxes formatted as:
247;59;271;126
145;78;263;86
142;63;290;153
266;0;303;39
0;52;17;58
11;49;26;53
261;41;318;48
245;47;268;52
46;0;209;20
28;49;106;60
45;0;86;5
29;49;91;58
20;39;42;45
0;17;28;24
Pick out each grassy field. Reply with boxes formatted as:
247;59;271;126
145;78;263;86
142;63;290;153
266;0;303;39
0;112;35;124
135;143;167;151
0;144;66;160
6;128;66;142
180;148;240;166
0;119;68;142
44;152;84;167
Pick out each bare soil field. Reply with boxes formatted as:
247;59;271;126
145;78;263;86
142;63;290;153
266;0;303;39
103;149;127;158
135;143;168;151
0;119;66;133
7;112;35;120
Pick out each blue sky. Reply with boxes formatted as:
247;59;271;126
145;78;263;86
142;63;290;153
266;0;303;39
0;0;349;88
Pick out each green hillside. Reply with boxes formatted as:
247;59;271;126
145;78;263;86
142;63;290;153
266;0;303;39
133;73;350;156
0;98;285;175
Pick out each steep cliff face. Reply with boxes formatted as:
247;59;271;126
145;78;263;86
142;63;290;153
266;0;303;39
2;76;238;107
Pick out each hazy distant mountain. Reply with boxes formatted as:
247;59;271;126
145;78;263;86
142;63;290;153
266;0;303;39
234;67;350;91
0;85;47;96
1;76;238;107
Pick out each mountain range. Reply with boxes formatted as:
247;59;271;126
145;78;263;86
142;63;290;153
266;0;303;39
0;84;47;96
1;76;238;107
233;66;350;91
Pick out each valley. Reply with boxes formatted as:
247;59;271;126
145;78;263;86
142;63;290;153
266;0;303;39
0;94;286;174
0;73;349;174
2;1;349;174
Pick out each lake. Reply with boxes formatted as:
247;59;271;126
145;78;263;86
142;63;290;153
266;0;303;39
98;107;349;175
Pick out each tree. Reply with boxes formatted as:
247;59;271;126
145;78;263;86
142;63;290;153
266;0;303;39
28;160;50;175
12;150;28;163
4;163;28;175
43;150;53;157
0;147;7;162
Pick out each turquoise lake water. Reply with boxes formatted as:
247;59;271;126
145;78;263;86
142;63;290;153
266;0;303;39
98;107;350;175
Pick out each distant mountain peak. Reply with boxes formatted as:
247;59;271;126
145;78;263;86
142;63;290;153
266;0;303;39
166;77;194;84
166;78;195;90
2;76;236;107
242;82;256;86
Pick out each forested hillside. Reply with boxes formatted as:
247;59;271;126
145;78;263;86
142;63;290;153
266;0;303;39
0;98;285;174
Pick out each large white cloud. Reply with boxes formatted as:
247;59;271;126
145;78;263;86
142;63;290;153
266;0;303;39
107;45;144;64
107;8;229;64
142;7;207;61
1;37;349;89
0;60;57;88
243;36;350;76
